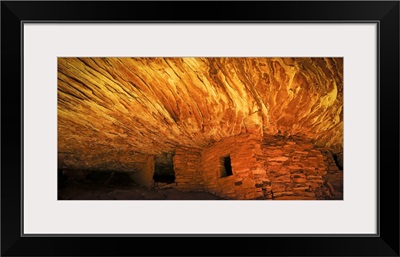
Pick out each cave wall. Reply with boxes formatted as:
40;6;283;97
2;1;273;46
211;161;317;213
58;152;156;188
173;148;204;191
127;154;155;188
58;58;343;161
60;169;88;181
58;151;149;173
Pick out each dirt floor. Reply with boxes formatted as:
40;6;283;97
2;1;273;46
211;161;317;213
58;172;223;200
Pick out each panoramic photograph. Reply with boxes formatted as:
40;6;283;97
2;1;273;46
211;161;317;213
57;57;343;200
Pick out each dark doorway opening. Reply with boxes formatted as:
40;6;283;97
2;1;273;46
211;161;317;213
153;152;175;183
221;155;233;178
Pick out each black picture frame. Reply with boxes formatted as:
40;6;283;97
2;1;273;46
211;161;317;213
1;1;399;256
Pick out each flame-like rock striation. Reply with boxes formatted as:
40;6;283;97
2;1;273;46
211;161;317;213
58;57;343;171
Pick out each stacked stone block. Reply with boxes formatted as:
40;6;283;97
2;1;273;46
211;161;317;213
171;134;342;200
262;135;342;200
173;148;204;191
201;134;267;200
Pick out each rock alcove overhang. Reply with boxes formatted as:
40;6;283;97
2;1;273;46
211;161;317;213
58;57;343;171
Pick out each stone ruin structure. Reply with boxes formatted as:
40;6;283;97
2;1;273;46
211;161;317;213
58;57;343;200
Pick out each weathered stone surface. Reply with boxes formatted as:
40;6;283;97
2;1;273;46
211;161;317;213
128;155;155;188
271;183;286;192
58;57;343;169
268;157;289;162
200;134;265;199
275;175;292;183
262;135;343;200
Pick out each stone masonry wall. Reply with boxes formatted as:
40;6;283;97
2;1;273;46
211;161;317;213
171;134;343;200
173;148;204;191
201;134;268;200
262;135;342;200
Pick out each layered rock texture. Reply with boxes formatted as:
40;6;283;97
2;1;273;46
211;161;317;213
58;57;343;200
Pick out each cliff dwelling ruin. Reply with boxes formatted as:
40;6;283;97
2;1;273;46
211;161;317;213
58;57;343;200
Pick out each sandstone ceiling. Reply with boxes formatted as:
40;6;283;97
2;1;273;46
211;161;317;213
58;57;343;170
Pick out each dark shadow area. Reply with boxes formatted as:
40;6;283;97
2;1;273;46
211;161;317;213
153;152;175;183
332;153;343;170
58;168;222;200
58;181;223;200
58;169;135;200
153;174;175;183
58;168;68;189
59;169;134;187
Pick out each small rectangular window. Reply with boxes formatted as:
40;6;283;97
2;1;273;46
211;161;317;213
220;155;233;178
